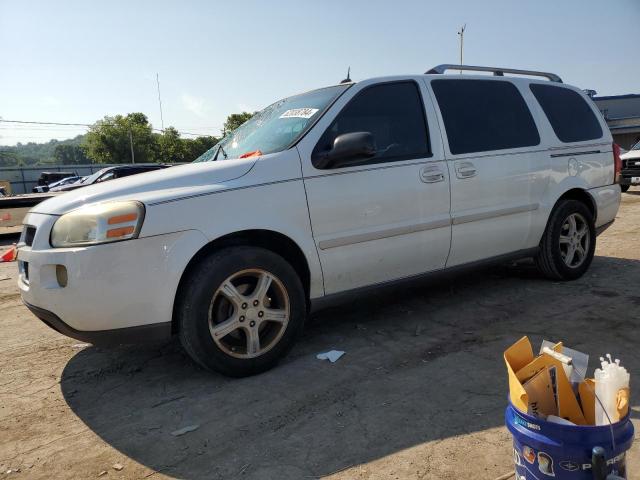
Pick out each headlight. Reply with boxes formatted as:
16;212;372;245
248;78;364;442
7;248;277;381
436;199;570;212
51;201;145;248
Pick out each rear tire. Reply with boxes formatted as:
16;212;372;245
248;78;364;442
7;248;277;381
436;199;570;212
535;200;596;281
177;246;306;377
620;184;630;193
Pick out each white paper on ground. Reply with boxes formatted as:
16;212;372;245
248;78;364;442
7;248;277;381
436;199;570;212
171;424;200;436
316;350;345;363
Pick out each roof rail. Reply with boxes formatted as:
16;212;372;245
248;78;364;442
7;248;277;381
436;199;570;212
425;64;562;83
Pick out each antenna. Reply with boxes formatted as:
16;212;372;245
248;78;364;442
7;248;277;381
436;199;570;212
156;73;165;132
457;24;466;69
340;67;351;84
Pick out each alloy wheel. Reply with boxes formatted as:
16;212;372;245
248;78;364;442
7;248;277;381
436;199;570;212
559;212;590;268
208;269;290;359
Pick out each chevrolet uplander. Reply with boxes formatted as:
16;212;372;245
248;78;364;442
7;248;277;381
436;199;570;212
18;65;622;376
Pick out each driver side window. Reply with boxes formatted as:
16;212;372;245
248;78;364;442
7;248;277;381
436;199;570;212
312;81;431;169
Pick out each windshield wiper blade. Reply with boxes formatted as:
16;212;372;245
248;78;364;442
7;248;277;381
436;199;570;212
213;144;228;161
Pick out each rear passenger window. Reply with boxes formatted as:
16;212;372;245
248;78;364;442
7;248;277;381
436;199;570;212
431;79;540;155
530;84;603;143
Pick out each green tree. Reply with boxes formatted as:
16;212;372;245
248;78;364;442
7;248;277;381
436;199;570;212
54;144;90;165
82;113;156;164
156;127;186;163
223;112;254;135
155;128;219;163
0;150;22;167
183;135;218;161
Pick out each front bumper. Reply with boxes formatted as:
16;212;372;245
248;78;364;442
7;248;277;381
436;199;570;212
620;176;640;186
18;212;208;341
24;301;171;345
620;161;640;184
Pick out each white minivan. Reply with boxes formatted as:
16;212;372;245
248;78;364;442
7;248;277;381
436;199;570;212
18;65;622;376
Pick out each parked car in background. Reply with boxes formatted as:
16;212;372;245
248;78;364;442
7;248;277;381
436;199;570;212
18;65;621;377
32;176;82;193
49;176;87;192
619;139;640;192
53;165;170;192
32;172;77;192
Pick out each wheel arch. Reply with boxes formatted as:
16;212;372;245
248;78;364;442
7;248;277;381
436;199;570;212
553;188;597;221
171;229;312;334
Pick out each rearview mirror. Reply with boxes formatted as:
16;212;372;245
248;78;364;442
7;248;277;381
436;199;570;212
319;132;376;168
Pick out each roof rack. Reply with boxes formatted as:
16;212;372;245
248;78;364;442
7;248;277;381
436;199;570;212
425;64;562;83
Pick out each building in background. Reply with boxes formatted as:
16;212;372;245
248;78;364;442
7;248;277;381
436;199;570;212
592;94;640;150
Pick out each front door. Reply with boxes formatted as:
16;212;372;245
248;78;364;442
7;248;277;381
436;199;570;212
297;79;451;295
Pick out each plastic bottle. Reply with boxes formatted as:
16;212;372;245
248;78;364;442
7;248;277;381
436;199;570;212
594;354;630;425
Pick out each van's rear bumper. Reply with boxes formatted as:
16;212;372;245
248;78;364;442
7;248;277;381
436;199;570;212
589;184;620;230
24;301;172;345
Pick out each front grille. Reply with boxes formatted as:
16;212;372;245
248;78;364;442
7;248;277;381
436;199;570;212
623;157;640;169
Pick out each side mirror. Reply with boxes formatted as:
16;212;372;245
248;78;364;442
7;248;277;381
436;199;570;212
320;132;376;168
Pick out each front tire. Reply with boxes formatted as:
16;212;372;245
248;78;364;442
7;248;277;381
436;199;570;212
620;184;630;193
535;200;596;281
177;246;306;377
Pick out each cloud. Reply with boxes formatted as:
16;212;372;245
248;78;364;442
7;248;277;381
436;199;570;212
181;93;207;117
237;103;256;113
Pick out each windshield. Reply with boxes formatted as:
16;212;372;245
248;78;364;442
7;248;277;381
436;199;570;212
194;84;351;162
631;140;640;151
55;176;79;187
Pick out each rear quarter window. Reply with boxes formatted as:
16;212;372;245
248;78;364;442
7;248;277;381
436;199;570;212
431;79;540;155
529;84;603;143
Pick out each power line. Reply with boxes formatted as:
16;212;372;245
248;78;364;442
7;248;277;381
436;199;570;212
0;119;220;138
0;127;87;131
0;125;208;136
0;119;91;127
0;135;79;139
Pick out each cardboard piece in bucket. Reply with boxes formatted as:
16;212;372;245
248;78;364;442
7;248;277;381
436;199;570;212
504;336;630;426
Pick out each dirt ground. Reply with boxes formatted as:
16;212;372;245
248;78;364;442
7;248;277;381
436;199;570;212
1;190;639;480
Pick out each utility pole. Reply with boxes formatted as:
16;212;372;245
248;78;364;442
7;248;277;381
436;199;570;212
458;24;466;68
156;73;165;132
129;129;135;163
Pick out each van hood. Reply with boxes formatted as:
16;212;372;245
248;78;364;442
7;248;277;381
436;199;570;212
621;150;640;161
31;158;257;215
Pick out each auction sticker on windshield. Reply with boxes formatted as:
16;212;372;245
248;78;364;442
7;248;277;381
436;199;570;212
280;108;319;119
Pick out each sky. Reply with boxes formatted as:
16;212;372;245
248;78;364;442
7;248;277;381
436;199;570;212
1;0;639;146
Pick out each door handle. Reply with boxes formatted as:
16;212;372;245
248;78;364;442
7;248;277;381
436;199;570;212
455;161;477;179
419;165;445;183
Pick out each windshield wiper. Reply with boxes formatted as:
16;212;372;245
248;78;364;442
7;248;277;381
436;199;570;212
213;144;228;161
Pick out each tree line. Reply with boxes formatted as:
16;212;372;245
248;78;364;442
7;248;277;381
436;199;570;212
0;111;254;167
